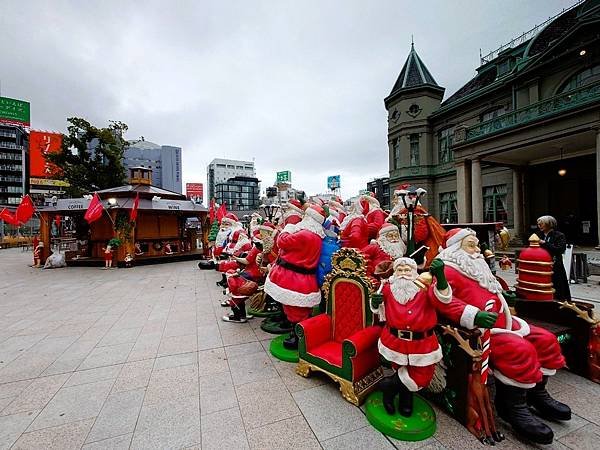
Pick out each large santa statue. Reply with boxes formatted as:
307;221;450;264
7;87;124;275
361;223;406;281
340;199;369;250
281;199;304;226
360;192;387;240
370;257;452;416
214;213;242;259
264;203;326;349
436;228;570;445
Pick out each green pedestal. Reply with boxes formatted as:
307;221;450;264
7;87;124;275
269;335;299;362
365;391;436;441
260;316;293;334
248;307;280;318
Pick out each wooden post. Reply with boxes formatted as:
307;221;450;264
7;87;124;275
39;212;51;264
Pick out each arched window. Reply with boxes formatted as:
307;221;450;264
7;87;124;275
558;64;600;93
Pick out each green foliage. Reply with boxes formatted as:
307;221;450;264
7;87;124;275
208;220;219;242
47;117;129;197
108;237;122;248
114;211;133;241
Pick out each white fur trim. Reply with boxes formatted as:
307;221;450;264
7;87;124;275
370;303;386;321
540;368;557;376
366;207;382;217
397;366;420;392
490;317;530;338
434;285;452;304
492;370;536;389
285;203;304;215
378;341;442;367
263;276;321;307
445;228;476;248
460;304;480;329
497;292;513;331
378;223;398;236
305;207;325;224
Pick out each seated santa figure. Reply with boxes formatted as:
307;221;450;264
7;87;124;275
359;192;387;241
361;223;406;281
216;229;252;288
340;199;369;250
370;257;451;416
213;213;241;259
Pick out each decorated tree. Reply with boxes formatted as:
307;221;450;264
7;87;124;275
47;117;129;197
207;220;219;242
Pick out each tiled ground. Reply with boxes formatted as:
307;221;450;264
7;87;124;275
0;248;598;450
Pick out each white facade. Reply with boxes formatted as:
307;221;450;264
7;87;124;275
207;158;255;201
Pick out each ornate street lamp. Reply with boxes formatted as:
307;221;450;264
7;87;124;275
396;187;426;254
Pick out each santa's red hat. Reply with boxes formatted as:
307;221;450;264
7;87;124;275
378;223;399;237
251;229;262;243
305;204;327;224
258;221;276;233
221;213;239;226
285;199;304;215
442;228;476;249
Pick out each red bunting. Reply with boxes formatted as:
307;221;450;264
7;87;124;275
84;193;104;224
0;208;18;225
130;193;140;222
15;195;35;225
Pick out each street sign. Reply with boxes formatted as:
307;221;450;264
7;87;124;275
327;175;340;190
0;96;30;127
276;171;291;183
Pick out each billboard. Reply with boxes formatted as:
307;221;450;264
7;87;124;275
186;183;204;201
29;131;63;178
276;170;291;183
327;175;341;190
0;96;30;127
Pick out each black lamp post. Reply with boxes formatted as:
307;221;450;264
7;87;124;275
396;187;426;255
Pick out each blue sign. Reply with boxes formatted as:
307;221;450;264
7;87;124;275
327;175;340;190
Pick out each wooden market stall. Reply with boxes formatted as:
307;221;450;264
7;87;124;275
38;168;208;266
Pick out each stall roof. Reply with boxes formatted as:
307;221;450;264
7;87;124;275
97;184;185;200
41;197;207;214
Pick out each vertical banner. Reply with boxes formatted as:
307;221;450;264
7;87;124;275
29;131;63;178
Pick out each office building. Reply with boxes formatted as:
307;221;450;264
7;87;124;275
207;158;256;201
124;139;182;193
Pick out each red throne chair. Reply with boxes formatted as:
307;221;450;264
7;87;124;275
296;248;383;405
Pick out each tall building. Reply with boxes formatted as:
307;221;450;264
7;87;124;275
366;177;391;210
0;124;29;206
124;140;182;193
207;158;256;202
385;0;600;245
215;176;260;212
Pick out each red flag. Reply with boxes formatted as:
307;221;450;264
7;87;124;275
209;198;216;223
0;208;18;225
54;215;61;227
84;193;104;224
216;202;227;222
130;193;140;222
15;195;35;225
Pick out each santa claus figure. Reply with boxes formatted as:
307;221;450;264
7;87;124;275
360;192;387;241
340;199;369;250
361;223;407;281
437;228;570;445
217;229;252;274
328;196;347;224
214;213;242;259
281;199;304;226
370;257;451;416
264;203;325;349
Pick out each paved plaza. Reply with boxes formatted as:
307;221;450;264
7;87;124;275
0;248;598;450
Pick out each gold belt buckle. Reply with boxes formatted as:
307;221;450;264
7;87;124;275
399;330;413;340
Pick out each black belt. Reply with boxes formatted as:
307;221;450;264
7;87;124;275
388;327;434;340
276;257;317;275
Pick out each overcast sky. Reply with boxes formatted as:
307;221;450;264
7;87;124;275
1;0;575;200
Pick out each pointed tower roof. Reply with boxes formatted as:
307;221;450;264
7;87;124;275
385;43;444;108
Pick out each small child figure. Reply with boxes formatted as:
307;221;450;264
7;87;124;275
499;255;513;271
102;243;114;269
164;243;174;255
33;241;44;268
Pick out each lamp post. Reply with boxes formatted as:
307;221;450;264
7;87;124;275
396;187;426;255
261;203;280;222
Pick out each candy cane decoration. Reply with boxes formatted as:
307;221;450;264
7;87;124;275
480;299;495;384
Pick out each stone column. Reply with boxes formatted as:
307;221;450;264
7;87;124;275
512;168;523;237
456;160;472;222
471;159;483;222
596;130;600;247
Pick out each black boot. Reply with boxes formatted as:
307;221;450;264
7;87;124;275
216;274;227;287
379;374;401;415
397;380;414;417
527;376;571;421
283;326;299;350
222;307;246;323
198;260;215;270
495;379;554;445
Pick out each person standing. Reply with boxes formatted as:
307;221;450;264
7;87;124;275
536;215;571;301
102;243;114;269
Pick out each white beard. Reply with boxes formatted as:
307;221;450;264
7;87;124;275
438;246;503;294
377;237;406;259
286;216;325;238
389;276;421;305
215;228;230;247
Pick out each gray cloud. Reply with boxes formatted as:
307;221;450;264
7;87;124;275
0;0;573;199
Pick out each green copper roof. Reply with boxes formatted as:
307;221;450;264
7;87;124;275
389;44;440;94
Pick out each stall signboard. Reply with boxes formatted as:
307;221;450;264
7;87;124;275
327;175;340;190
30;178;69;187
29;131;63;178
186;183;204;202
276;171;291;183
0;96;30;127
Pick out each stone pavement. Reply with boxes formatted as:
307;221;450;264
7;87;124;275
0;248;598;450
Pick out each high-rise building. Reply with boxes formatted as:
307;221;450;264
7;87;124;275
0;124;29;206
124;139;182;193
207;158;256;201
215;176;260;212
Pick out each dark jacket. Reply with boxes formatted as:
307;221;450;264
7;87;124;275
536;229;571;301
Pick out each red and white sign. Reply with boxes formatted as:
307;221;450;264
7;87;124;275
186;183;203;201
29;131;63;178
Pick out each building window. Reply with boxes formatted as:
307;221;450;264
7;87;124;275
392;138;400;170
558;64;600;93
409;134;419;167
483;184;508;224
439;192;458;224
438;127;454;163
481;106;506;122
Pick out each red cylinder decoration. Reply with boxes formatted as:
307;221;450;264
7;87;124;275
516;234;554;300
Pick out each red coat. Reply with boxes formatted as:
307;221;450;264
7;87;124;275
366;208;386;241
361;243;392;280
340;217;369;250
283;213;302;226
375;283;450;367
218;240;252;273
264;227;322;307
